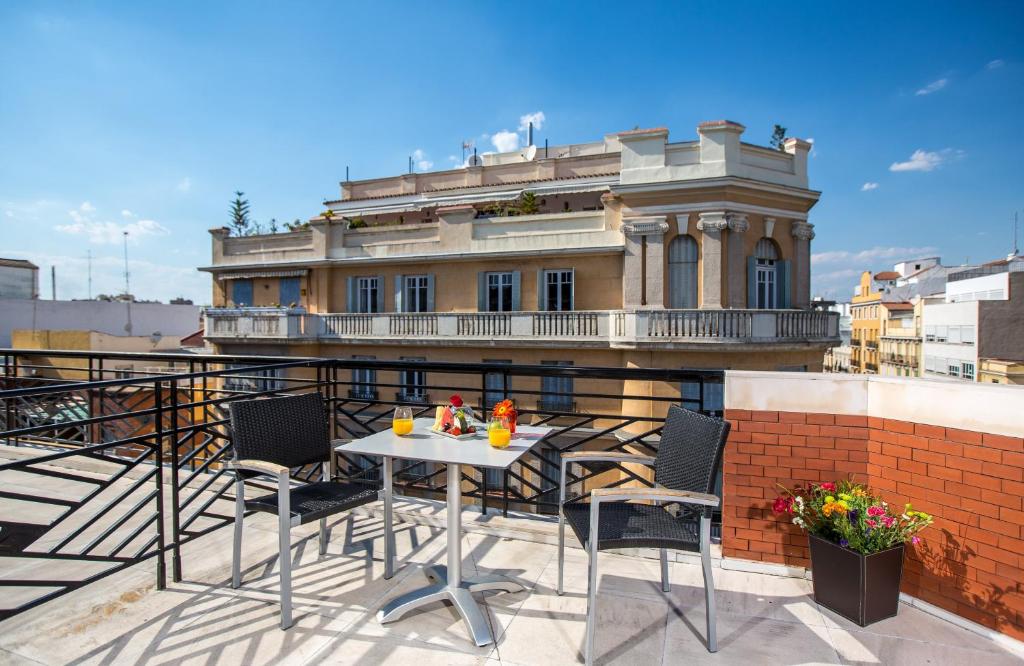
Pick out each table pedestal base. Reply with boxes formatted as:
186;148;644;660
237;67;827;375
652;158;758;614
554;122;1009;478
377;565;523;647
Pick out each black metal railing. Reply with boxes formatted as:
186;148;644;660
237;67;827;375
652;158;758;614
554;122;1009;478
0;348;724;621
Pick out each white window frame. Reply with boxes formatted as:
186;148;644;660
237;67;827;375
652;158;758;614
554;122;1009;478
487;272;514;312
544;269;574;311
403;275;429;313
357;276;380;313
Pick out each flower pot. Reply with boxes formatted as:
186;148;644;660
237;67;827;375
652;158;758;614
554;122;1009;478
808;533;904;626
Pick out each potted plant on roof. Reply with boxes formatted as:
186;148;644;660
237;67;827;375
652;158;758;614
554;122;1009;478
773;480;932;626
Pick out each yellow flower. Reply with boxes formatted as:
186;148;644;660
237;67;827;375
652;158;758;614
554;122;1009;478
839;493;852;501
825;496;836;503
838;500;850;510
852;488;867;498
822;501;847;517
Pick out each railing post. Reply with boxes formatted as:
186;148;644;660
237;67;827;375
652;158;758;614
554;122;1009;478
169;383;182;582
154;381;167;591
3;353;13;446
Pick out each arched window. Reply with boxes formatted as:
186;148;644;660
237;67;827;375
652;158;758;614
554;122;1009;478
668;234;698;309
750;238;783;309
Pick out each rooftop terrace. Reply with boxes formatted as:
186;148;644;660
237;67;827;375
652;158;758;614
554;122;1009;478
2;350;1023;664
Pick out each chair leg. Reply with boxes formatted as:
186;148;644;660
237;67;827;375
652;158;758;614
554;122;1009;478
660;548;670;593
231;476;244;589
584;541;598;666
278;475;293;631
319;518;328;556
557;508;565;596
700;514;717;652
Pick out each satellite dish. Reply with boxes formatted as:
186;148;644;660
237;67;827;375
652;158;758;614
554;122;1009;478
467;153;483;167
523;144;537;161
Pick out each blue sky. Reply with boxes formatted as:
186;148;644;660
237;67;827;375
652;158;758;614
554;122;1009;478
1;1;1022;304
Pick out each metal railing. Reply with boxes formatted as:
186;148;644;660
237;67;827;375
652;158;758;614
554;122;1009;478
0;348;724;621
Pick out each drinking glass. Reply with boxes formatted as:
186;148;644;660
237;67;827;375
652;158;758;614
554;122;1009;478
487;416;511;449
393;406;414;436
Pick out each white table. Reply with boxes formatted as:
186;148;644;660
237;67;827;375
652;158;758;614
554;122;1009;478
334;417;551;647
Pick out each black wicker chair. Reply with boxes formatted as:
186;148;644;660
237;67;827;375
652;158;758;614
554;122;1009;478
227;392;378;629
557;405;730;664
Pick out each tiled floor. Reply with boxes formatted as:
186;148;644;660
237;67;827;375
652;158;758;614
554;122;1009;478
1;510;1021;665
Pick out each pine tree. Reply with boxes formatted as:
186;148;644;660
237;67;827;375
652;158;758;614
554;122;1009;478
518;191;540;215
770;125;787;151
229;191;252;236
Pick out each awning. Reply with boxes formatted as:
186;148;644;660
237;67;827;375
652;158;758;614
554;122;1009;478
218;269;308;281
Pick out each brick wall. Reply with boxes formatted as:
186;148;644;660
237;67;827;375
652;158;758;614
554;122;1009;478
723;408;1024;641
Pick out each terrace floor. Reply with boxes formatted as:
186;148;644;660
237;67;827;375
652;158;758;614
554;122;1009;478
1;503;1021;666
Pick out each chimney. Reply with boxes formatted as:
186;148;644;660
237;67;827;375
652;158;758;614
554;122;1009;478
697;120;745;167
783;137;812;186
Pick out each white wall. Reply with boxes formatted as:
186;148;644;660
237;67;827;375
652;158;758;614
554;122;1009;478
725;371;1024;438
922;301;979;379
0;298;201;347
946;272;1009;302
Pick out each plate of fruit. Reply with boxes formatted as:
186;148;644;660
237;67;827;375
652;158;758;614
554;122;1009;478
431;394;478;439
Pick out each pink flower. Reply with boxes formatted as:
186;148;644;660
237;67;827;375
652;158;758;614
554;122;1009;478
882;516;896;528
866;519;877;528
867;505;886;517
772;496;794;515
819;482;837;492
912;536;921;545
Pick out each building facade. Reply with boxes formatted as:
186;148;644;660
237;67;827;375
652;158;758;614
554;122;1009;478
0;258;39;300
922;263;1024;382
879;299;921;377
200;121;839;410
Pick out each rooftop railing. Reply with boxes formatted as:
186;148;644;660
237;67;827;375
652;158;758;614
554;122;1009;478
0;348;722;622
205;308;840;347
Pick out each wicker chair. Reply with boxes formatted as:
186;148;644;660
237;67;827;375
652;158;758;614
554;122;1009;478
227;392;378;629
557;405;730;664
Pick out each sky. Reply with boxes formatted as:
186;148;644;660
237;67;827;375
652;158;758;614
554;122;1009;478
1;1;1022;304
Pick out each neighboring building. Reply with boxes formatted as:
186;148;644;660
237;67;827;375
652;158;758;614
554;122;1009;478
849;258;961;375
12;329;196;380
979;358;1024;384
1;298;201;348
0;258;39;299
922;259;1024;382
199;121;840;411
820;300;851;373
879;300;921;377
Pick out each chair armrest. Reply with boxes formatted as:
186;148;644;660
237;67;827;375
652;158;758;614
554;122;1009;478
227;459;289;478
590;486;720;508
560;451;656;466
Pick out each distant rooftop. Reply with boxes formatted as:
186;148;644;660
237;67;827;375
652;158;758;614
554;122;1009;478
0;258;38;269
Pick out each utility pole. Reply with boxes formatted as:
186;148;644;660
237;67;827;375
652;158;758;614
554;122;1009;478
87;249;92;299
123;231;133;335
51;266;56;300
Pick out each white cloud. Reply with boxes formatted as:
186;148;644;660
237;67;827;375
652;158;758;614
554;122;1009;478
121;209;135;218
491;130;520;153
915;78;948;96
806;137;817;158
56;202;170;244
176;177;192;193
888;148;963;172
4;250;210;304
987;59;1005;69
4;210;12;218
411;148;433;171
861;182;879;191
812;245;938;266
518;111;546;132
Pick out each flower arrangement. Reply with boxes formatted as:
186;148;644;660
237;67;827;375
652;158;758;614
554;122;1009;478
491;399;517;434
773;480;932;555
431;394;477;437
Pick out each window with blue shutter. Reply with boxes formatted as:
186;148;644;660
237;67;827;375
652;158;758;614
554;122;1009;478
279;278;300;307
231;279;253;307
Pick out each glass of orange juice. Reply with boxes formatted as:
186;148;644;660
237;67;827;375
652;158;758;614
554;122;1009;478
393;406;414;436
487;416;511;449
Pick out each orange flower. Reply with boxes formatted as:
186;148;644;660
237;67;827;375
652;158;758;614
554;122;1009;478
493;399;514;417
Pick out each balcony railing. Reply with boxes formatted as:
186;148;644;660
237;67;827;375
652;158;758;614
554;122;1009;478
0;347;723;622
205;308;840;347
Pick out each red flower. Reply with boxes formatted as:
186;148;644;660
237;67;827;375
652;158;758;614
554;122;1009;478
449;394;464;407
772;496;794;514
818;482;837;492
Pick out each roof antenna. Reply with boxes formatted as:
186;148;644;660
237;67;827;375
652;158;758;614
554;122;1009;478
527;121;534;147
345;165;349;182
408;156;413;174
1012;211;1019;259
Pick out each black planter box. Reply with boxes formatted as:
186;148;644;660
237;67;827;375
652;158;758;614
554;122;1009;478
808;533;905;626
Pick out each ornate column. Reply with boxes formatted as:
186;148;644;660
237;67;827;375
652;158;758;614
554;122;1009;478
696;212;729;309
622;216;669;308
725;213;749;308
791;221;815;309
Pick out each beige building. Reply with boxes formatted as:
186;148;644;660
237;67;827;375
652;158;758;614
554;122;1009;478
879;300;922;377
200;121;839;408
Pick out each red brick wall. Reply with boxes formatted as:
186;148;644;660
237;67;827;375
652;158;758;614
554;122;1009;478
723;408;1024;641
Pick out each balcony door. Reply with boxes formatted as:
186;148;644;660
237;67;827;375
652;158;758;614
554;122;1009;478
747;238;790;309
541;269;574;311
396;274;433;312
668;235;698;309
477;271;521;311
279;277;301;307
230;279;253;307
347;276;382;313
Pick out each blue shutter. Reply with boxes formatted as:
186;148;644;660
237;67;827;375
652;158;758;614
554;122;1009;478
346;277;356;313
511;271;521;311
746;257;757;309
477;272;487;311
279;278;300;307
426;274;435;312
232;279;253;307
537;269;546;311
778;260;791;309
375;276;384;312
394;275;404;313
